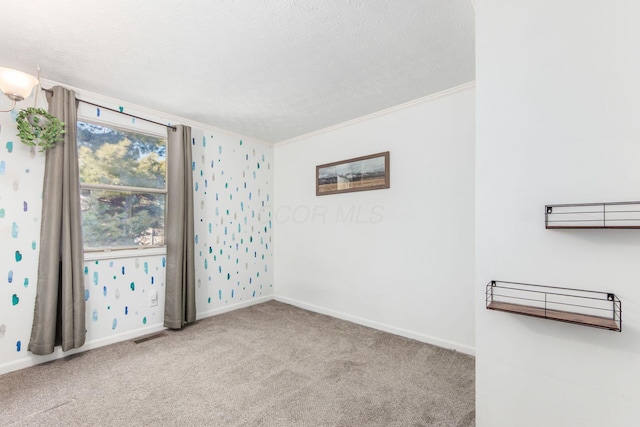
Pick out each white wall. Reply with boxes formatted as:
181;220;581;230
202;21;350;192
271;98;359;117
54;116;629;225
274;85;476;354
477;1;640;426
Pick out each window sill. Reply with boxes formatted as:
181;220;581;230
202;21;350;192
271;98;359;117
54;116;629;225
83;246;167;261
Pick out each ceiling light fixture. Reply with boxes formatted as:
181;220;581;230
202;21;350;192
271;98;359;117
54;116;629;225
0;67;39;112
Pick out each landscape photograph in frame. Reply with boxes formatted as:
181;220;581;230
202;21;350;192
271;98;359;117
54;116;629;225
316;151;390;196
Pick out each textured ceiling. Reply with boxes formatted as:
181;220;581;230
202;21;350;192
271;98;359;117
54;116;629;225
0;0;475;143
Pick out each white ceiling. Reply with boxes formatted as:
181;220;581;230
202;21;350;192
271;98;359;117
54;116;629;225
0;0;475;143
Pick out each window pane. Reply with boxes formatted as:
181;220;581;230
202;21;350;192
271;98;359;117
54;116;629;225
80;189;165;248
77;122;166;189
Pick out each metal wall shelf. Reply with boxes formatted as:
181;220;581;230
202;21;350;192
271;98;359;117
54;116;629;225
486;281;621;332
545;201;640;229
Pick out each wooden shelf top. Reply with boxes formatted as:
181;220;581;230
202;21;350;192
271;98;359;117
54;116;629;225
487;301;620;331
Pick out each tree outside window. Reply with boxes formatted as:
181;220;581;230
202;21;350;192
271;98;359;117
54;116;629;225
77;122;166;250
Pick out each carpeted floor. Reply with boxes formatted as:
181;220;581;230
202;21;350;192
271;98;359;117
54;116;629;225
0;301;475;426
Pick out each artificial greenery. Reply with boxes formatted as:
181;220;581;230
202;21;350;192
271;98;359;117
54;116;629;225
16;107;65;152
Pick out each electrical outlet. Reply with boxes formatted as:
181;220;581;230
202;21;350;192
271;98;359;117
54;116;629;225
149;289;158;307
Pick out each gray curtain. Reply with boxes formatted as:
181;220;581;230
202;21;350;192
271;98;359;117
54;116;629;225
29;86;85;355
164;125;196;329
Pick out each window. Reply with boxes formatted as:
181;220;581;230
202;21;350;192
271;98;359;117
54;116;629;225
77;121;166;250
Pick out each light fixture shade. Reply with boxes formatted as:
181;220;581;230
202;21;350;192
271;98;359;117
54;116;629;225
0;67;39;101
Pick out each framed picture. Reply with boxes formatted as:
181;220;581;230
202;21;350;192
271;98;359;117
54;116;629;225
316;151;390;196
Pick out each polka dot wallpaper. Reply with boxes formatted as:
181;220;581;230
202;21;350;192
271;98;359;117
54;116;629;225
0;99;273;373
191;129;273;313
0;108;45;367
82;256;166;343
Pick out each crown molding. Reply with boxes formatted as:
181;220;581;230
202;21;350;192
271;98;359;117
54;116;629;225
274;81;476;147
37;78;476;149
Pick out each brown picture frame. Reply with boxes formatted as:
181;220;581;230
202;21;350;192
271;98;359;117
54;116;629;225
316;151;390;196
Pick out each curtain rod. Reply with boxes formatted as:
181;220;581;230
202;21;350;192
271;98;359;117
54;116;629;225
41;87;177;131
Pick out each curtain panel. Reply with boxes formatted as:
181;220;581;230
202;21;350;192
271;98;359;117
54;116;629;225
28;86;85;355
164;125;196;329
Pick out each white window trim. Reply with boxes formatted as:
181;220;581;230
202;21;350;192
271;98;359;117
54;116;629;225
83;246;167;261
77;118;168;257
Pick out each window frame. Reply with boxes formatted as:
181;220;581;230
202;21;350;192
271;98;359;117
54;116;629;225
76;118;168;254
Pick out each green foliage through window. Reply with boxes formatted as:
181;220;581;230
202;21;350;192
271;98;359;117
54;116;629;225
77;122;166;249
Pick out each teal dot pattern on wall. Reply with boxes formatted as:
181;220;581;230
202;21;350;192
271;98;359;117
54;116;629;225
191;130;273;307
0;111;48;367
0;108;272;369
82;255;166;343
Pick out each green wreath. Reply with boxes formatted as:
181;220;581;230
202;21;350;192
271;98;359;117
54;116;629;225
16;107;65;152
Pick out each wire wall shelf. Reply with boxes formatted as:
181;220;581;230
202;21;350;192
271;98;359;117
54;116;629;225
486;281;622;332
545;201;640;229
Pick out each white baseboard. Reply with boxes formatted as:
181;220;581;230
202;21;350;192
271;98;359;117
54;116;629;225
0;323;166;376
274;296;476;356
196;295;274;320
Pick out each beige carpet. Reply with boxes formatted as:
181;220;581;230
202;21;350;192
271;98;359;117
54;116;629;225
0;301;475;426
